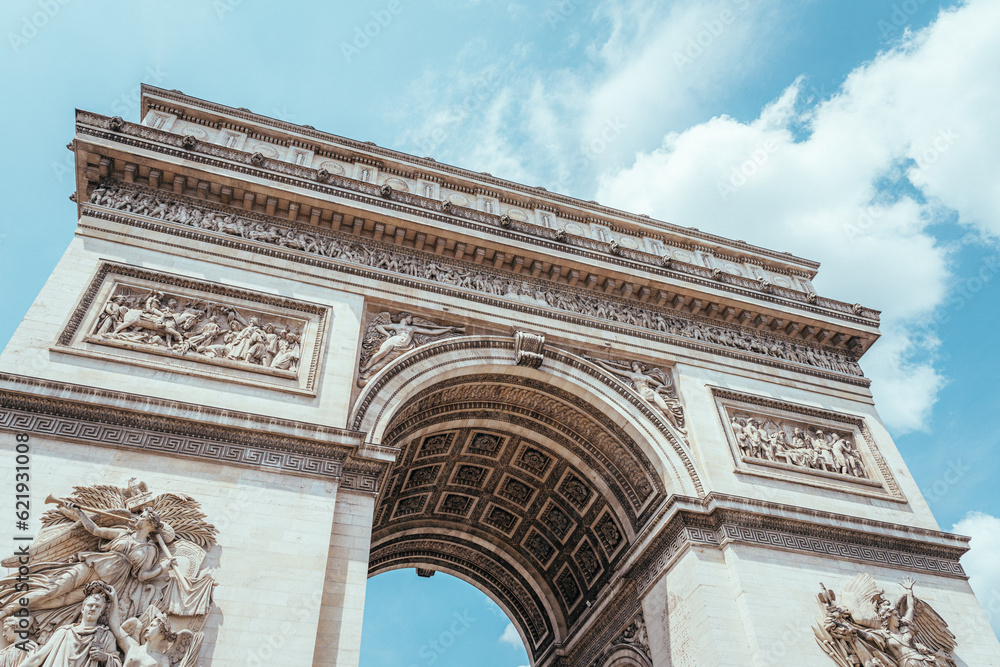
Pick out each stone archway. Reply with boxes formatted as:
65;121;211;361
353;336;703;665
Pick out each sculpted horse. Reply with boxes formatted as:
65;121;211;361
111;307;202;349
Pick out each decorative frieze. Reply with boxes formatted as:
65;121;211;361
713;388;903;501
0;382;383;492
83;182;868;383
628;501;966;598
113;97;879;327
58;262;328;395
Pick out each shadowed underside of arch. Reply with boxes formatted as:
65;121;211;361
366;369;672;663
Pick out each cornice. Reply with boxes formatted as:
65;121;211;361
0;374;390;492
140;86;822;275
75;182;870;387
75;109;882;333
623;493;968;595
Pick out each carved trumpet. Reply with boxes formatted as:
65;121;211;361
44;494;136;525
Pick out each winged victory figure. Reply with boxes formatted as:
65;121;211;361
813;573;957;667
0;480;217;666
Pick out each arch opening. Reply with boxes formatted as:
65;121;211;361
362;344;689;663
360;569;530;667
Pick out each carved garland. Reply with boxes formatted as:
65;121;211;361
79;181;867;384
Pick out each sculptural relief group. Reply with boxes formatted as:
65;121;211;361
814;574;957;667
88;183;863;379
89;284;303;374
729;412;868;478
0;480;217;666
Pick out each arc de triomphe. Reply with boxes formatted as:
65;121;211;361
1;86;997;667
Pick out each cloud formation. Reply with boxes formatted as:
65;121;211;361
499;622;523;648
597;0;1000;432
952;512;1000;638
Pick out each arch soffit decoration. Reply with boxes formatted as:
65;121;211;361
350;335;703;498
355;336;703;662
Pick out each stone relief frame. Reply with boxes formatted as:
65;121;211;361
55;262;329;395
712;388;905;502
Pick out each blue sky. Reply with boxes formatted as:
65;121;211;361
1;0;998;663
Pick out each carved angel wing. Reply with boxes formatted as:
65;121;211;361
839;573;884;629
644;366;679;396
814;582;895;667
408;315;462;347
3;485;133;566
149;494;218;550
896;594;958;665
358;312;394;365
40;484;129;526
167;629;204;667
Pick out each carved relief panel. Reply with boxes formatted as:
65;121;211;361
58;263;329;395
713;388;904;501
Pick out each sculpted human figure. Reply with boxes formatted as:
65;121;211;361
95;296;128;336
228;316;263;361
0;505;174;628
590;358;686;430
0;617;36;667
837;579;942;666
361;314;459;372
270;332;300;371
19;582;119;667
104;590;184;667
815;574;957;667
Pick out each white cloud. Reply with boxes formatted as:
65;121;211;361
499;621;523;648
952;512;1000;638
394;0;783;195
596;0;1000;432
